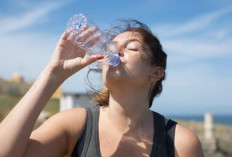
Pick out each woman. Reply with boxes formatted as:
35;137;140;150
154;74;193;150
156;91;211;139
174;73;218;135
0;20;204;157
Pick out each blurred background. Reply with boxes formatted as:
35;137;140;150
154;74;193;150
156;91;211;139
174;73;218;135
0;0;232;156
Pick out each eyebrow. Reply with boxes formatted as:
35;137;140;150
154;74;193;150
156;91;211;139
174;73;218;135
113;38;143;45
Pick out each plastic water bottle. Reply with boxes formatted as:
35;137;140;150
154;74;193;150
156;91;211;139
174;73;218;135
66;13;120;66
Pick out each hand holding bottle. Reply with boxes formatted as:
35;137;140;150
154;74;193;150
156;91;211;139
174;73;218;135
46;27;104;82
66;14;120;66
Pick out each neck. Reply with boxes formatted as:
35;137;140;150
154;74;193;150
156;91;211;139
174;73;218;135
105;85;153;133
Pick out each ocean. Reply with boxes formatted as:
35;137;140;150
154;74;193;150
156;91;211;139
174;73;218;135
167;115;232;126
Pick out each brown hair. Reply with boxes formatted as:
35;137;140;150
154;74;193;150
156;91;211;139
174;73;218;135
88;19;167;108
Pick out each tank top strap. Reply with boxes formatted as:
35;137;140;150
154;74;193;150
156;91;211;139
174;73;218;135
150;111;169;157
71;105;101;157
165;118;177;157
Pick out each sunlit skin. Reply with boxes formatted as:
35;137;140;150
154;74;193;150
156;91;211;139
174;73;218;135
103;32;156;88
0;27;204;157
99;32;159;156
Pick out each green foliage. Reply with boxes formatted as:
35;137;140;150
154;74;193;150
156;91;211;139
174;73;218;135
0;94;59;122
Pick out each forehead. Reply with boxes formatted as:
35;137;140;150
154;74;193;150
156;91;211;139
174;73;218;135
113;31;143;42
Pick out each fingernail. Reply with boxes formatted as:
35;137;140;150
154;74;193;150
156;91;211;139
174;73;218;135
97;55;104;59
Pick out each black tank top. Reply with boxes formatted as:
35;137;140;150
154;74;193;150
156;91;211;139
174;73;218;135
71;106;177;157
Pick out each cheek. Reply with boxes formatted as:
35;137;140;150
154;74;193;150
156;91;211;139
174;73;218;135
124;53;144;70
125;54;152;78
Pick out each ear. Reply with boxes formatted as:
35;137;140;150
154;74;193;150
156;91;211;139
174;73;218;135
150;66;164;83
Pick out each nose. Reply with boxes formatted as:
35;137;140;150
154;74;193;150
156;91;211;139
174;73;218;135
116;44;124;57
118;50;124;57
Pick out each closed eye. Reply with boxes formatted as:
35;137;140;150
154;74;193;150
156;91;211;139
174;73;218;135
128;48;138;51
126;41;140;51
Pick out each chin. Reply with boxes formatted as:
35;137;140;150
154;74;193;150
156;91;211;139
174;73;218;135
104;68;121;81
102;67;122;87
102;61;131;86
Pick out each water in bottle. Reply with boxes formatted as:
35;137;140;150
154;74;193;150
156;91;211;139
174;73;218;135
66;13;120;66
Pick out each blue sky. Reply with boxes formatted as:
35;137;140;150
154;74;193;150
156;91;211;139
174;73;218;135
0;0;232;115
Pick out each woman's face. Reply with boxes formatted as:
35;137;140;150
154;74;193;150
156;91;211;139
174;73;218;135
102;31;154;88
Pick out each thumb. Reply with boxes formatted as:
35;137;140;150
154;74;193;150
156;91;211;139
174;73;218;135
80;55;104;67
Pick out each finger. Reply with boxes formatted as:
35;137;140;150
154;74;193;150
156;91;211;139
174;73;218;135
78;24;88;33
61;31;69;40
66;25;88;41
80;55;104;67
84;33;101;48
66;30;75;41
72;25;88;39
67;30;81;45
75;26;98;43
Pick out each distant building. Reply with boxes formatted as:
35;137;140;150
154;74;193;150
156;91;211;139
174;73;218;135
0;74;62;99
60;93;95;111
0;74;31;95
9;74;25;83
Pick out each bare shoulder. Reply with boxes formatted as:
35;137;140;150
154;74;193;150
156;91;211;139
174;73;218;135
53;107;87;129
30;107;87;156
38;107;87;134
52;108;88;154
175;124;204;157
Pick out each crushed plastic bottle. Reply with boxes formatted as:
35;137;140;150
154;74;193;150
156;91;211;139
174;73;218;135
66;13;120;66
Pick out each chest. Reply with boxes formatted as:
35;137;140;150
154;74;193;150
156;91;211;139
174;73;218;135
98;126;154;157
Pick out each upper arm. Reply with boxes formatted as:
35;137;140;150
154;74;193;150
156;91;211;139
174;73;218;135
24;108;87;157
175;124;204;157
